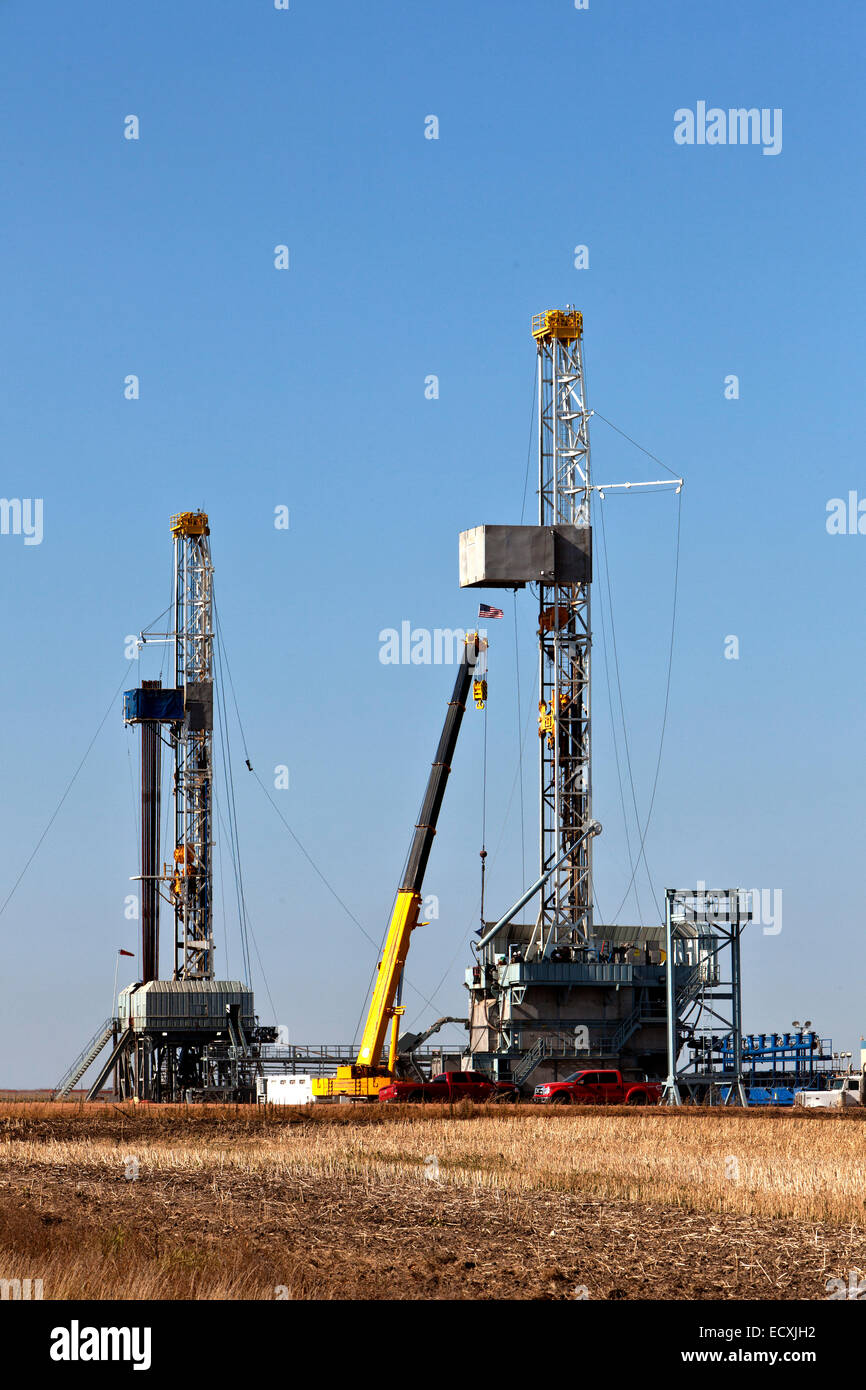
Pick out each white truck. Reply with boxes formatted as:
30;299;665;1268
795;1070;865;1109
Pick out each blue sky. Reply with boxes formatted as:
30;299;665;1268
0;1;863;1084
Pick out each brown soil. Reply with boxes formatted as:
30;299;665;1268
0;1103;862;1300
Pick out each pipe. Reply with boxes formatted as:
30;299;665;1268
140;681;162;983
475;820;602;951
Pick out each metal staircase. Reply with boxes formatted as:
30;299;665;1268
610;965;705;1055
52;1017;115;1100
508;966;708;1089
511;1038;547;1087
511;1031;578;1087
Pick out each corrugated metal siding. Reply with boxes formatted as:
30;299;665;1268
118;980;255;1031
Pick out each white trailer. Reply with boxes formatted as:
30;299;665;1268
257;1075;315;1105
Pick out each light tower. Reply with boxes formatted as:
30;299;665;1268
530;309;593;957
170;510;215;980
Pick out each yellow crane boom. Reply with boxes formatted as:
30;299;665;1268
313;634;484;1100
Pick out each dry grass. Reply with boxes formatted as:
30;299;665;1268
3;1102;862;1224
0;1102;863;1300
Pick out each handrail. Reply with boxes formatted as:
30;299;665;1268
52;1017;115;1099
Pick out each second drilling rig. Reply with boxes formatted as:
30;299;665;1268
53;511;273;1103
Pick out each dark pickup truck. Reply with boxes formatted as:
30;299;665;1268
533;1069;661;1106
378;1070;518;1103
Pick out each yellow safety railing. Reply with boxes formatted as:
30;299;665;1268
531;309;583;342
170;510;210;537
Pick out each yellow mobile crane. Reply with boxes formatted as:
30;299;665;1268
313;634;485;1100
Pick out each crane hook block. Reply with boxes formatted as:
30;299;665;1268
538;703;555;738
473;678;487;709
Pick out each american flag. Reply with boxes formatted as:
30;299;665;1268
478;603;504;619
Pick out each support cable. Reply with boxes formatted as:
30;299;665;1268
513;590;526;889
590;409;682;478
213;801;278;1025
213;633;252;984
520;364;539;523
598;500;659;919
212;608;442;1029
215;801;230;979
608;487;683;922
252;766;380;952
596;506;645;923
0;661;137;921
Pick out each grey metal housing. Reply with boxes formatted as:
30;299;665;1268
459;524;592;589
118;980;255;1036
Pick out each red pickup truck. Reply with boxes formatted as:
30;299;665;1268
533;1069;661;1106
378;1070;519;1103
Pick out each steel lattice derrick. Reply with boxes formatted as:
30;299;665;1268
170;512;214;980
532;313;593;953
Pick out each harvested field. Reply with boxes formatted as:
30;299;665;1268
0;1102;863;1300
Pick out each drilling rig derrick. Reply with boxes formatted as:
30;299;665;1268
170;510;215;982
106;511;273;1102
459;312;681;1089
